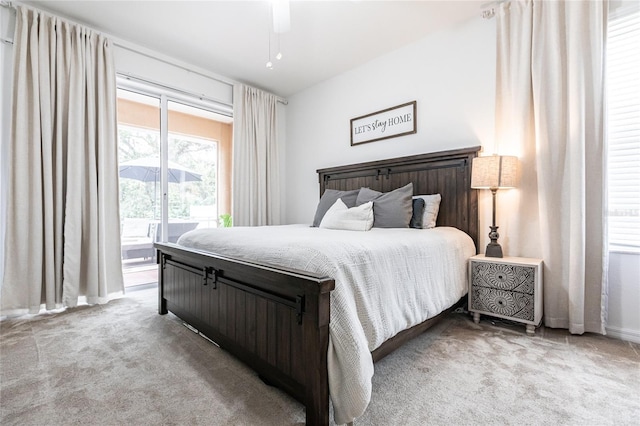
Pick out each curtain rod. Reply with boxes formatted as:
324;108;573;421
116;71;233;110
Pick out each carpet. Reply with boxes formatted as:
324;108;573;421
1;286;638;425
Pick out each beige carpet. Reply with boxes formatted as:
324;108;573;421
1;286;638;426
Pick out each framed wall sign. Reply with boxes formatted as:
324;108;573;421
350;101;417;146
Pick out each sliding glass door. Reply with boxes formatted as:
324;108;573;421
117;89;233;288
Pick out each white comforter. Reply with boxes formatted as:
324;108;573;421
177;225;475;424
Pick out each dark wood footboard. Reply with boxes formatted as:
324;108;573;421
156;243;335;425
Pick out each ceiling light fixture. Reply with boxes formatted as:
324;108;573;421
266;7;273;69
276;34;283;60
266;0;289;70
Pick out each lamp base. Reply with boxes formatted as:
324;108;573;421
485;225;503;258
485;242;503;258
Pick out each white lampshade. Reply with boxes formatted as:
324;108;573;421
471;155;519;189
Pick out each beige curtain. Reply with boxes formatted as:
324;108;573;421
232;84;280;226
1;6;123;314
495;0;608;334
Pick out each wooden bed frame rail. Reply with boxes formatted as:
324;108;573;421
156;146;480;425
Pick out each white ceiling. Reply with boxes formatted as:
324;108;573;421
25;1;484;98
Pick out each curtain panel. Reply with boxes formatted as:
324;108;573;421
494;0;608;334
232;84;281;226
1;6;123;314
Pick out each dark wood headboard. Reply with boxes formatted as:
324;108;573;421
317;146;480;249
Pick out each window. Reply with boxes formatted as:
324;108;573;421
607;1;640;252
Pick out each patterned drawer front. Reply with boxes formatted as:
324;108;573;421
471;287;535;321
471;262;535;294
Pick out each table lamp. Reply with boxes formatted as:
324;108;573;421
471;154;519;258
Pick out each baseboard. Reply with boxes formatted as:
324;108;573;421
605;325;640;344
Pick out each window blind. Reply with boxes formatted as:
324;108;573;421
607;1;640;251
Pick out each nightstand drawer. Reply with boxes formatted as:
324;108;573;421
471;261;536;294
471;287;534;321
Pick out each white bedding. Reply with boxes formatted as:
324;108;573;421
177;224;475;424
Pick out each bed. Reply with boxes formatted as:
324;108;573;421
155;146;480;425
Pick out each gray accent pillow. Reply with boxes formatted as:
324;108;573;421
312;189;360;227
409;197;426;229
356;183;414;228
355;187;382;205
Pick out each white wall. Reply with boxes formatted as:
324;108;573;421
607;252;640;342
285;16;496;225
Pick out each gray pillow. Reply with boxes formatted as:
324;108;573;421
356;183;414;228
312;189;360;227
355;187;382;205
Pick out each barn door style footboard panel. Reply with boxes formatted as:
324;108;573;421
155;243;335;425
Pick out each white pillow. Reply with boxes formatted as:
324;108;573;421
319;199;374;231
412;194;441;229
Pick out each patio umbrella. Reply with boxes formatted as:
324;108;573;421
119;157;202;183
119;156;202;220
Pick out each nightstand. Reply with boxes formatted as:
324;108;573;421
469;254;543;335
